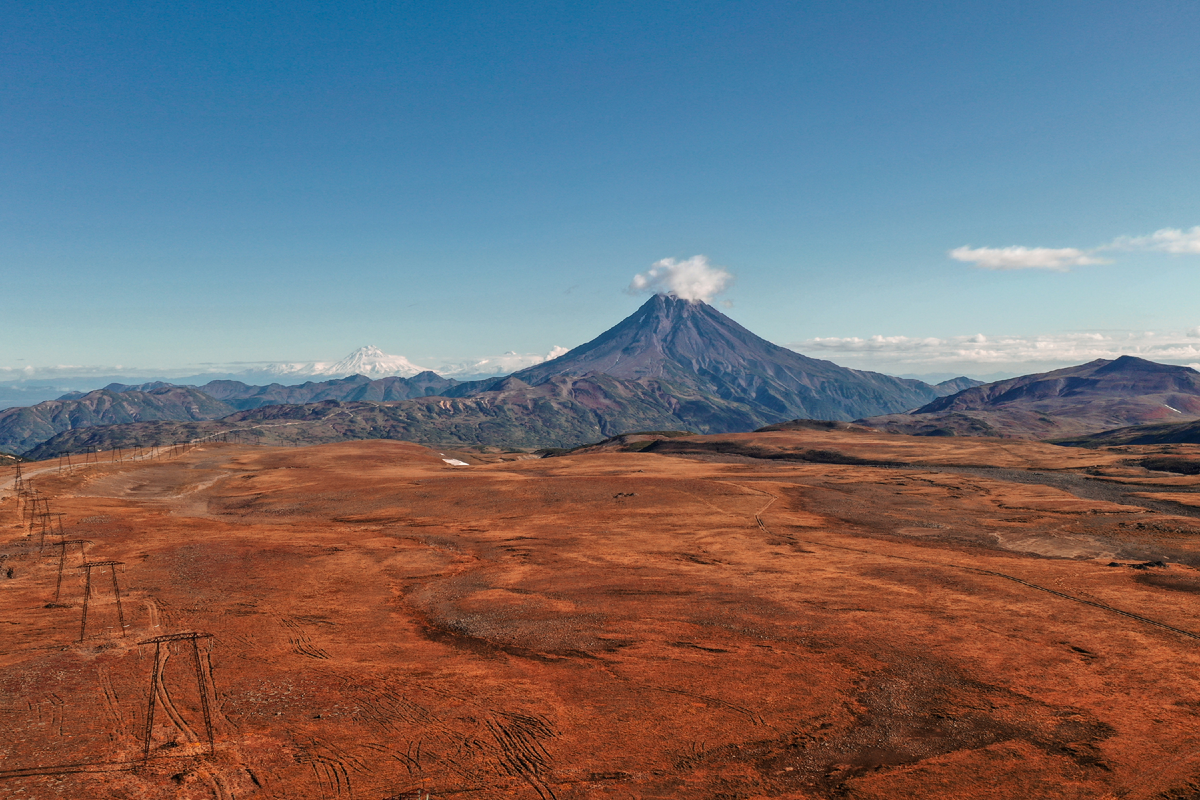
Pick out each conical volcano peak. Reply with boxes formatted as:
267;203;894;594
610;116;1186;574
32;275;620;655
509;294;939;421
636;292;707;321
653;292;703;304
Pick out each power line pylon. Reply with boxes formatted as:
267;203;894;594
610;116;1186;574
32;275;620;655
50;539;93;605
78;560;127;641
139;632;217;759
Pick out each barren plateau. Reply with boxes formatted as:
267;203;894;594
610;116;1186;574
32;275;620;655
4;430;1200;799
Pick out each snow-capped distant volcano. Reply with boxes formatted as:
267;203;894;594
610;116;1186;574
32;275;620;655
260;346;429;379
325;346;429;378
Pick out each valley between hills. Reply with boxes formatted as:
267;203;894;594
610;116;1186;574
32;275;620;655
5;428;1200;798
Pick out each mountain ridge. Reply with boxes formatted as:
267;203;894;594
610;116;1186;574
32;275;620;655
860;356;1200;439
22;373;770;458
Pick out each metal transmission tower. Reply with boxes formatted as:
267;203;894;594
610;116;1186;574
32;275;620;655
138;632;217;759
22;489;40;531
78;560;127;641
40;512;66;552
50;540;92;604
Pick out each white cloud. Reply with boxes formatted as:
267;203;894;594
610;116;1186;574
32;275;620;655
948;246;1106;271
434;345;569;378
628;255;733;302
1109;226;1200;255
793;329;1200;375
951;224;1200;272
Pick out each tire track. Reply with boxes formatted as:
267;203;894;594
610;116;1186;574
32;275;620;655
296;736;366;799
97;665;124;741
152;645;199;745
143;597;161;631
350;685;433;732
639;684;764;726
279;617;331;659
485;712;558;800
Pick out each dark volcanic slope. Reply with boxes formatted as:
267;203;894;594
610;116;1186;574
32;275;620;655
506;294;941;422
0;386;236;454
862;356;1200;440
23;373;765;458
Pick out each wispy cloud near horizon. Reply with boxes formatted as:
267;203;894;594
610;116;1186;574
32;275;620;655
949;246;1107;271
434;346;570;378
950;224;1200;271
793;329;1200;374
1109;226;1200;255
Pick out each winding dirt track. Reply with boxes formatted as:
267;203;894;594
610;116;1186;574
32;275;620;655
4;432;1200;799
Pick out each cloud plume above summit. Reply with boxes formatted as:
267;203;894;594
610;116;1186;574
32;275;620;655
628;256;733;302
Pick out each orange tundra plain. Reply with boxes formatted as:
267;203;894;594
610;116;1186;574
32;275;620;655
3;431;1200;799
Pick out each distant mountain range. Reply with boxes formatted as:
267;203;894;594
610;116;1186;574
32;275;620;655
0;373;461;454
22;373;771;458
8;296;979;456
32;298;1199;456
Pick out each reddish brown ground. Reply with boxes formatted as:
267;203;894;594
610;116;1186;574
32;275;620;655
3;432;1200;799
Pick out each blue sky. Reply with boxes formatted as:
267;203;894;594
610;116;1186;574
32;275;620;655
3;1;1199;379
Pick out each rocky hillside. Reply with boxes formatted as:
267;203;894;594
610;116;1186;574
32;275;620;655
0;386;237;454
196;372;460;409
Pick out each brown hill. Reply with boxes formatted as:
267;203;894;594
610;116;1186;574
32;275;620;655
860;356;1200;439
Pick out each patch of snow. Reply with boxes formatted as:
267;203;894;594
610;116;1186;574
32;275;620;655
1164;404;1182;413
442;458;469;466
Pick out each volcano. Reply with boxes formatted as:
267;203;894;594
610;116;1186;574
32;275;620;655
504;294;942;422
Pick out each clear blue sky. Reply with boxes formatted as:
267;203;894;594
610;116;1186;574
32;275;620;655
3;1;1199;377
